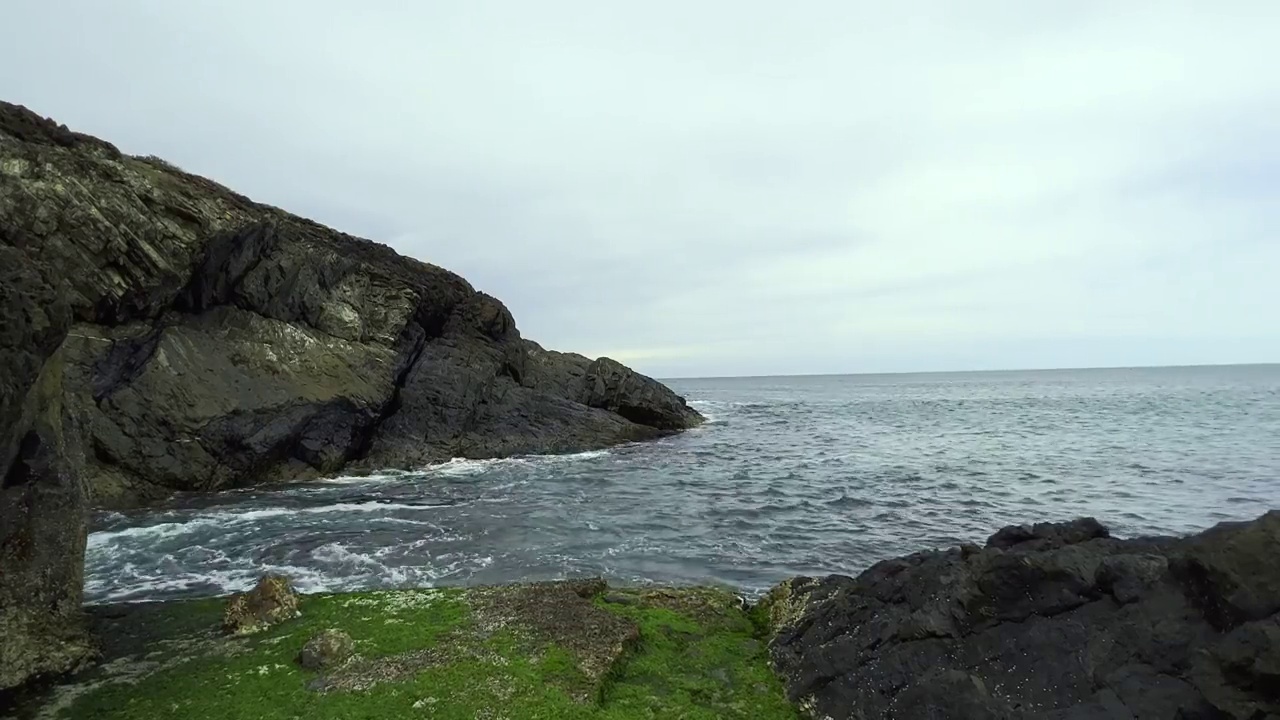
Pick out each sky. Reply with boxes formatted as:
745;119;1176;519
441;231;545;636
4;1;1278;378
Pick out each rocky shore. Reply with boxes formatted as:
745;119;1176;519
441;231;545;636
5;511;1278;719
3;103;1277;719
760;511;1280;719
0;101;701;692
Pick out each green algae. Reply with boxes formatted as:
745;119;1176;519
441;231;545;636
38;583;797;720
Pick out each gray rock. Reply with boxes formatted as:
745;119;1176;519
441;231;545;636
298;629;356;670
765;512;1280;719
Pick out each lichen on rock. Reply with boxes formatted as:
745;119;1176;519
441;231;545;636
222;575;301;636
297;629;356;670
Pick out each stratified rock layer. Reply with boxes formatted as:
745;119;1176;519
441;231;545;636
0;100;701;690
764;512;1280;719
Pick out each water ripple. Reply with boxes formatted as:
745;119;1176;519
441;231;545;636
84;365;1280;602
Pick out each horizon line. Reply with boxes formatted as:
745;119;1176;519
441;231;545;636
661;361;1280;382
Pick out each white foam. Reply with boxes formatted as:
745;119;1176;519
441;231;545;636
87;501;452;551
318;470;413;485
86;518;223;549
422;449;611;478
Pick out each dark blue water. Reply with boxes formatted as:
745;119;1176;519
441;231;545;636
85;364;1280;603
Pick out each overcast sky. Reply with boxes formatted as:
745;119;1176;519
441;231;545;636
5;2;1278;378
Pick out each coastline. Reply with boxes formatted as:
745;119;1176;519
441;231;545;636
9;510;1278;719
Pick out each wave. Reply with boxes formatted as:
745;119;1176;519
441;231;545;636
84;540;496;604
87;501;456;549
423;449;612;477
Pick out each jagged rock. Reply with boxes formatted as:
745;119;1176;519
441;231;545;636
764;511;1280;719
0;100;702;509
222;575;301;635
985;516;1110;550
298;629;356;670
0;99;701;692
0;95;701;692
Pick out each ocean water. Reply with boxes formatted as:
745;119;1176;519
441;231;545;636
84;364;1280;604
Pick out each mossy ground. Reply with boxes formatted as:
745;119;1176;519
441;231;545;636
20;583;798;720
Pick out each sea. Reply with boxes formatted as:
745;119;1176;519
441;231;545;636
84;364;1280;604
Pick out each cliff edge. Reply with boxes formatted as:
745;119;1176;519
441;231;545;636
0;101;701;690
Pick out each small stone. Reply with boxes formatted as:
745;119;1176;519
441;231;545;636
298;629;355;670
603;593;638;606
221;574;300;635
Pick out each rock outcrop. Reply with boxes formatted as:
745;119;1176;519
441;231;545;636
763;511;1280;719
0;101;701;511
0;100;701;690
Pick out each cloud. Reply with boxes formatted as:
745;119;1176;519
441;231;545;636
4;0;1278;377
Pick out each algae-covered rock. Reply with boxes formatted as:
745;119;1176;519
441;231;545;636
752;576;822;636
32;581;799;719
298;629;356;670
222;575;300;635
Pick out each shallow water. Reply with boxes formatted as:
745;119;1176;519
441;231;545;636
85;364;1280;603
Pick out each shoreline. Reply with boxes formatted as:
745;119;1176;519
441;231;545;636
9;510;1278;719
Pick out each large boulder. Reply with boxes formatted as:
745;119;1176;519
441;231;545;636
764;511;1280;719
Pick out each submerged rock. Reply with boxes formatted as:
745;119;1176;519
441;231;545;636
222;575;301;635
764;511;1280;719
298;629;356;670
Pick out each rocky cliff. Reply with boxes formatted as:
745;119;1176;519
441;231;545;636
0;101;701;690
760;512;1280;719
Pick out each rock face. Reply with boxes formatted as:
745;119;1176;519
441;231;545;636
0;100;700;689
764;511;1280;719
0;101;702;510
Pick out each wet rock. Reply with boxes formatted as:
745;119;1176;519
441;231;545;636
766;512;1280;719
298;629;356;670
222;575;300;635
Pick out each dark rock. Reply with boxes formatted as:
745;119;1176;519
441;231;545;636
0;98;700;691
0;102;701;509
766;512;1280;719
986;516;1110;550
222;575;301;635
0;247;93;690
298;629;356;670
